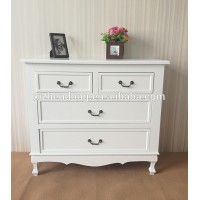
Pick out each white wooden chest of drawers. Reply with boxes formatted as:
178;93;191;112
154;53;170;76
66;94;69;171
23;58;169;176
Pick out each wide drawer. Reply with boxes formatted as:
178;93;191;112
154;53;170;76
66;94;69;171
39;129;150;153
36;72;93;92
99;72;154;93
38;101;151;124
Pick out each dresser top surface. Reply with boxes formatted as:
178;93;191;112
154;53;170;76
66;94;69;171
21;58;170;65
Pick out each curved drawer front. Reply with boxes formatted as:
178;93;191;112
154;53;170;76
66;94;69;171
39;130;150;153
38;101;151;124
36;72;92;92
99;72;154;93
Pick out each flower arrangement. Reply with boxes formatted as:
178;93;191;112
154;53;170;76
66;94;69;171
101;26;129;43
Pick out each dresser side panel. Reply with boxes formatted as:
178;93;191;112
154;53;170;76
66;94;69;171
26;65;41;153
148;66;165;152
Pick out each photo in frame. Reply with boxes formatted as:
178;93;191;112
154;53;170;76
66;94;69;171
49;33;69;58
106;42;124;59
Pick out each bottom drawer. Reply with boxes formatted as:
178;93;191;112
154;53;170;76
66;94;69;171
39;129;150;153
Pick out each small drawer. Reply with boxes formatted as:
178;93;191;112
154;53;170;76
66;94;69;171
39;129;150;153
38;101;151;124
36;72;92;92
99;73;154;93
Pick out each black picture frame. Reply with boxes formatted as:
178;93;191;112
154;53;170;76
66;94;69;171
49;33;69;58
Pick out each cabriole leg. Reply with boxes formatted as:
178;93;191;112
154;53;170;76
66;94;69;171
149;161;156;175
32;162;38;176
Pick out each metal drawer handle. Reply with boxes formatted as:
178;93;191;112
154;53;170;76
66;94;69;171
118;80;134;87
88;139;103;145
57;81;73;88
88;110;103;116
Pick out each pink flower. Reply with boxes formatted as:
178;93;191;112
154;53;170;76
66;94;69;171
119;27;128;33
108;26;128;35
119;27;125;32
101;26;129;43
109;26;120;35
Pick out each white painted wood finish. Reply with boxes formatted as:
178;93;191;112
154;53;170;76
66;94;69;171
37;72;93;93
99;73;154;93
149;161;156;175
12;0;187;152
22;58;170;65
32;163;38;176
38;101;151;124
31;155;158;176
40;130;150;153
24;58;168;175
